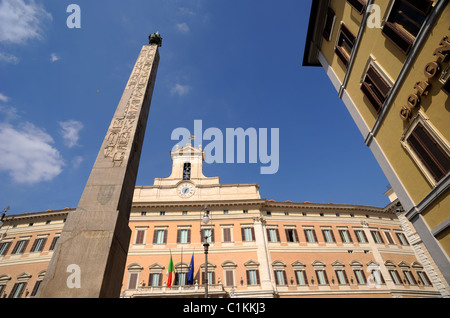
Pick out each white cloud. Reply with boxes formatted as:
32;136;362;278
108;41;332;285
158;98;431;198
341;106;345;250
170;83;191;96
0;93;9;102
58;120;83;148
0;0;52;44
50;53;59;62
0;105;19;122
0;51;19;64
71;155;83;169
175;22;190;33
0;122;64;184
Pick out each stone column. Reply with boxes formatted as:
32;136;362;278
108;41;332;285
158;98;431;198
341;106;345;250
253;217;276;295
38;36;161;298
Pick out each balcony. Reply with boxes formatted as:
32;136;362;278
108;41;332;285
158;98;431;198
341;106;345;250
121;283;228;298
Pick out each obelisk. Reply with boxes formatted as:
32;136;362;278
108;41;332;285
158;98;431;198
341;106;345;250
38;33;162;298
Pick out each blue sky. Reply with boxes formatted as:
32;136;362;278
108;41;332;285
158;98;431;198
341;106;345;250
0;0;391;216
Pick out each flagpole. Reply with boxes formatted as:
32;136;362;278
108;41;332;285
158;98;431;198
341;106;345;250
181;246;183;286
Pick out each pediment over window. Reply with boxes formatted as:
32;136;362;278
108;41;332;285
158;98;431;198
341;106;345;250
349;260;363;268
148;263;165;270
222;260;237;268
331;260;345;267
384;260;396;268
398;261;410;268
311;260;326;267
412;261;423;269
128;263;144;271
291;260;306;269
244;260;260;268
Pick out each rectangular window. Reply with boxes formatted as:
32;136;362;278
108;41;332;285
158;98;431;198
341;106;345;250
371;230;384;244
370;269;385;285
322;229;336;243
339;229;353;243
384;231;395;244
153;229;167;244
335;270;348;285
49;236;59;251
201;271;215;285
149;273;162;287
246;270;260;285
315;270;329;285
267;228;279;242
417;271;432;286
135;230;145;244
9;282;27;298
335;23;356;68
242;227;255;242
177;229;191;244
389;270;402;284
12;239;29;254
30;280;42;297
403;270;417;285
223;227;232;242
347;0;367;14
285;228;299;242
176;272;187;286
202;228;215;243
406;122;450;183
304;229;317;243
225;270;234;286
382;0;433;54
0;242;11;256
354;270;366;284
355;230;368;243
274;270;287;286
128;273;138;289
361;64;392;113
322;7;336;41
295;270;308;285
30;237;47;253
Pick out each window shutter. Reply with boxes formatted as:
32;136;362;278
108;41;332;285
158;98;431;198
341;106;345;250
30;239;38;253
11;241;20;254
347;231;353;243
322;7;336;41
8;283;18;298
324;271;329;284
366;65;391;98
312;229;318;242
294;271;300;285
340;23;356;45
283;271;288;285
275;229;280;242
30;280;42;297
285;229;290;242
223;228;230;242
330;230;336;243
176;230;180;243
211;228;215;243
0;242;11;256
362;231;368;243
343;270;349;284
256;270;261;285
382;22;414;54
211;272;216;285
152;230;158;244
304;271;308;285
246;270;250;285
49;237;59;250
408;122;450;182
187;229;191;243
163;230;168;244
226;271;233;286
241;228;246;241
251;228;255;241
293;229;299;242
347;0;367;14
128;273;138;289
274;271;279;285
148;273;154;286
339;230;345;242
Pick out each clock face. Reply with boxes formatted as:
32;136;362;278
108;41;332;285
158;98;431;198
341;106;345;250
177;183;195;198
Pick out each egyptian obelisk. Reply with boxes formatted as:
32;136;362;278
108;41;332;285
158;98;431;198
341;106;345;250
38;33;162;298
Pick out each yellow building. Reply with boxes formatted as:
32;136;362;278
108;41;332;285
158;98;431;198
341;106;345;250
0;144;445;298
303;0;450;294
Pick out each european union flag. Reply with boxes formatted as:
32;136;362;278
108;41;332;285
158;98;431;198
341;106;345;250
187;253;194;285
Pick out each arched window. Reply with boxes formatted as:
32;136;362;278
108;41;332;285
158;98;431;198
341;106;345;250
183;163;191;180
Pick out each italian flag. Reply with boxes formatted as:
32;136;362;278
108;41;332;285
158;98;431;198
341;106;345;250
167;251;175;288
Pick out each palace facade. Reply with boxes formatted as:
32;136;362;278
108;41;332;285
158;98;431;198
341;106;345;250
0;143;445;297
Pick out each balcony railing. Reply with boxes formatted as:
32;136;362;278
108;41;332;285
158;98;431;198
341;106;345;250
121;283;227;298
